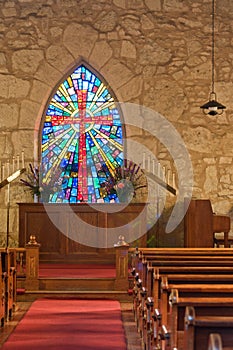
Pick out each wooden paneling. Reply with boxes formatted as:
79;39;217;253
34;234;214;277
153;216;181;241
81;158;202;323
18;203;147;263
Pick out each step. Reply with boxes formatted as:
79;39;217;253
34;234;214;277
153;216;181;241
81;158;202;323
17;289;133;302
38;277;116;291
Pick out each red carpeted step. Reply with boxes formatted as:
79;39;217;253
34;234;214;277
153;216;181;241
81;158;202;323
2;298;127;350
38;263;117;278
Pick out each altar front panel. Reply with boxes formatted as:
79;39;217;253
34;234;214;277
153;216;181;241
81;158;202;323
18;203;147;263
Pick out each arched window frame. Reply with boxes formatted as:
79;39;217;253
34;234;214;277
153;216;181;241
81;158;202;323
39;61;126;203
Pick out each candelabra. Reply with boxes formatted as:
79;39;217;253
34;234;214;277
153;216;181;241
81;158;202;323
0;168;26;247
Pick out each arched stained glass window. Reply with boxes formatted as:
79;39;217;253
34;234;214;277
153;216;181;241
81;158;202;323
41;64;124;203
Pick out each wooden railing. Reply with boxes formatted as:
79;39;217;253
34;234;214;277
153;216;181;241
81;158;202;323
17;234;131;292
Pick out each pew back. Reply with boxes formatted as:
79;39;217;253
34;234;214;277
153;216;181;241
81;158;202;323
184;306;233;350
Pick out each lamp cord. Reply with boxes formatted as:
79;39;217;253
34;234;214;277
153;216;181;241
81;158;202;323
211;0;215;94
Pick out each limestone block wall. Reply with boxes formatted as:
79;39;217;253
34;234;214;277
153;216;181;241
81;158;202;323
0;0;232;247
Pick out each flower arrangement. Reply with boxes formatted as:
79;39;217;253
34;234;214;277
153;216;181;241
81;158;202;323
20;163;40;196
99;160;147;203
20;163;62;201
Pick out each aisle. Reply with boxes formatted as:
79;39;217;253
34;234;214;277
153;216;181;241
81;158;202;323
1;299;127;350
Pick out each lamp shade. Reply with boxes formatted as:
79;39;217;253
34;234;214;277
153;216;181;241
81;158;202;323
200;98;226;116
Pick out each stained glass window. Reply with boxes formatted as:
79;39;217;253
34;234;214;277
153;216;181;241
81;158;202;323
41;64;124;203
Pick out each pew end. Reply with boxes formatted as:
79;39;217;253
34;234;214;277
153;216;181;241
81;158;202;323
184;306;233;350
208;333;222;350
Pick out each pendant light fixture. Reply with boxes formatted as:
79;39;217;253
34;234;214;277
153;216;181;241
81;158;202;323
200;0;226;116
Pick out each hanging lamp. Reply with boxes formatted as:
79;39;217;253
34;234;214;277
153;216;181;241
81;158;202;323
200;0;226;116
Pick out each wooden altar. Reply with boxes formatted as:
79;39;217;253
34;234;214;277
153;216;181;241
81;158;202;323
18;203;147;264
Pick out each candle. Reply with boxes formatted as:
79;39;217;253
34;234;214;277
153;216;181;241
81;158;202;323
162;166;166;180
17;155;20;169
167;169;171;186
172;172;176;189
22;150;25;168
152;159;155;175
142;152;146;169
7;160;10;176
12;156;15;172
147;155;150;172
157;163;161;177
157;163;160;197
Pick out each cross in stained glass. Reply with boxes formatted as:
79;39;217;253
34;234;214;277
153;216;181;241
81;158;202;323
41;64;124;203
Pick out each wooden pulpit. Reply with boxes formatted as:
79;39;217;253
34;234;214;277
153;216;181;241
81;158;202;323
184;199;231;248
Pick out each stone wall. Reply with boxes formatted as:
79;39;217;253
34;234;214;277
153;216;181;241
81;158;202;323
0;0;232;247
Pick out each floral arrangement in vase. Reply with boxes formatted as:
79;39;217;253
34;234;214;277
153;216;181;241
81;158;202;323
20;163;62;202
99;160;147;203
20;163;40;197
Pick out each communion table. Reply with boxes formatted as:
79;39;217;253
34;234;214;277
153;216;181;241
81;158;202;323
18;202;147;264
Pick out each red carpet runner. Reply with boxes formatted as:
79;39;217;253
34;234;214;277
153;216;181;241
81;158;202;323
2;299;127;350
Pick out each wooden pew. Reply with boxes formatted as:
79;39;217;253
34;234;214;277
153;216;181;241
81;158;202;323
165;284;232;325
208;333;222;350
132;263;233;350
183;306;233;350
168;289;233;350
208;333;233;350
131;247;233;290
130;247;233;285
144;270;233;350
130;248;233;350
132;251;233;300
133;263;233;324
9;249;17;315
1;249;17;321
132;257;233;312
130;247;233;257
0;244;40;329
130;246;233;266
0;253;5;327
154;285;233;350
